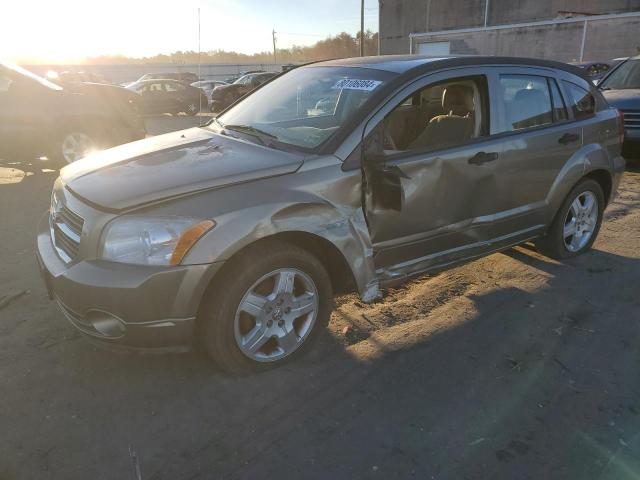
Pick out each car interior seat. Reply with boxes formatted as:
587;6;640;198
409;84;475;150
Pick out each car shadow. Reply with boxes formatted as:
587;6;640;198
5;244;638;480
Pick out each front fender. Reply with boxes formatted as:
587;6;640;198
180;161;380;302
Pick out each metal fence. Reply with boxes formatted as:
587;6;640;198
409;11;640;62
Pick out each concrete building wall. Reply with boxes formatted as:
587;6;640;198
380;0;640;60
488;0;640;25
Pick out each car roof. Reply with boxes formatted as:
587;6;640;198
311;54;589;80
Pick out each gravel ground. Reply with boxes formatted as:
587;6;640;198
1;133;639;479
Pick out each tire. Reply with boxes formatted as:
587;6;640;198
185;101;199;116
201;241;333;374
535;178;605;259
56;130;97;165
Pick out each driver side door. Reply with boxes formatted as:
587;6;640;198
362;68;512;275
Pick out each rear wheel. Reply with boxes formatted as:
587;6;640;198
201;241;333;374
535;178;604;259
185;101;199;116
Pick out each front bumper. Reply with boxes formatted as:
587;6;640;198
36;213;222;350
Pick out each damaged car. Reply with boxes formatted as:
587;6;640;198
37;55;624;373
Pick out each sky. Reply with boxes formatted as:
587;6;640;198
1;0;379;63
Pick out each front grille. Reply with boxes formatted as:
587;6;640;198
51;204;84;262
622;110;640;130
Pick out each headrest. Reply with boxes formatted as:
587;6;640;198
442;84;474;116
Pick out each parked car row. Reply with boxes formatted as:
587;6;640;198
125;79;208;115
210;71;278;112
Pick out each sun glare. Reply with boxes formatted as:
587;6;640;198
2;0;202;63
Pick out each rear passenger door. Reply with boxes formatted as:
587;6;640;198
486;67;583;236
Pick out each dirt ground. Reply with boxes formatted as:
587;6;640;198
1;127;639;479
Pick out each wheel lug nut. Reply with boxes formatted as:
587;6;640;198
267;320;273;327
278;320;284;327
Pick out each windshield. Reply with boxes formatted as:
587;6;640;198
600;59;640;90
214;66;396;151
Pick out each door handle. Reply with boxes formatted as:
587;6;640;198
558;133;580;145
468;151;499;165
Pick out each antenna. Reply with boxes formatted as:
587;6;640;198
198;6;202;124
272;29;277;64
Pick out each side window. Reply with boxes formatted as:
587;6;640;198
165;82;185;92
563;81;595;120
149;82;163;92
498;75;552;131
380;76;487;155
548;78;568;122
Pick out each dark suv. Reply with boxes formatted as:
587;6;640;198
598;55;640;156
210;72;278;112
37;56;624;373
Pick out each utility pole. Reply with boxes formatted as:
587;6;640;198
360;0;365;56
272;29;277;64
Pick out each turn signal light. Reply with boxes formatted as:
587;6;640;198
170;220;215;265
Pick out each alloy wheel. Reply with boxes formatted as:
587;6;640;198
234;268;319;362
61;132;94;164
563;191;598;252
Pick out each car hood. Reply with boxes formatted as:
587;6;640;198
60;127;305;211
601;89;640;110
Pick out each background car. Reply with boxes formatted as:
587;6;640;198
191;79;228;102
50;70;110;85
134;72;199;85
209;72;278;112
572;61;612;83
0;62;145;164
599;55;640;157
126;78;208;115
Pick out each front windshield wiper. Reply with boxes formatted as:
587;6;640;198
223;124;277;140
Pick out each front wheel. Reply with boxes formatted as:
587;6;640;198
59;131;96;164
185;101;199;116
535;178;604;259
201;241;333;374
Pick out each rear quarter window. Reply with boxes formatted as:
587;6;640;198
563;81;595;120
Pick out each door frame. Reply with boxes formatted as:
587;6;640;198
360;66;514;273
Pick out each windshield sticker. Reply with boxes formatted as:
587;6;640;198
332;79;382;91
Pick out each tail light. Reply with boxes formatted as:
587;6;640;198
617;109;625;146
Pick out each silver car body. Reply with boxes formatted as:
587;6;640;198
37;56;625;349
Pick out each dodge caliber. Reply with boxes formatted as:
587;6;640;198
37;55;625;373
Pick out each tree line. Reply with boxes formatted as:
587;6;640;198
86;31;379;64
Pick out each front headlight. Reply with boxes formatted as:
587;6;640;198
101;216;215;266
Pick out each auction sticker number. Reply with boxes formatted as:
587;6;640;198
332;79;382;91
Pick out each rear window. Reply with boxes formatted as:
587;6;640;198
563;81;595;120
498;75;553;131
